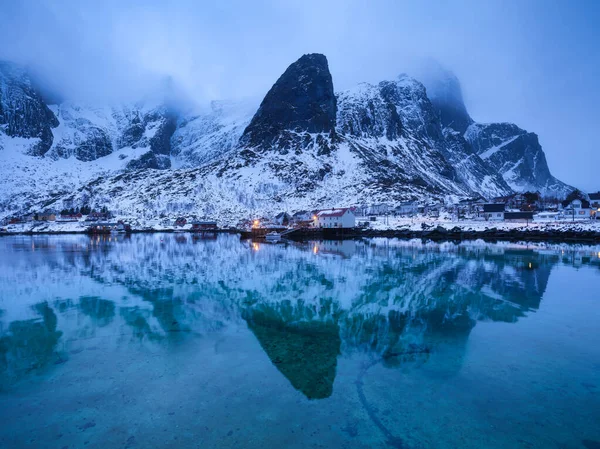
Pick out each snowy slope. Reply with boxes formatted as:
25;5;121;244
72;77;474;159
336;77;511;199
171;99;257;168
0;61;58;156
465;122;571;196
0;56;574;222
0;128;150;216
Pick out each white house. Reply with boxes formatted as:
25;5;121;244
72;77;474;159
479;203;505;221
589;193;600;210
562;199;591;218
367;203;391;215
291;210;312;222
395;202;420;215
314;208;356;229
274;212;291;226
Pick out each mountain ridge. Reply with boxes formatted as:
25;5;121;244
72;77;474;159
0;55;573;221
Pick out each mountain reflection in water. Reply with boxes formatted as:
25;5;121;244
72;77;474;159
1;234;599;449
1;234;592;397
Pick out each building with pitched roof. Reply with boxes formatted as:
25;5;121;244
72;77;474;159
314;208;356;229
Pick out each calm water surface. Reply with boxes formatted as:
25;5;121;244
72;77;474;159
0;234;599;449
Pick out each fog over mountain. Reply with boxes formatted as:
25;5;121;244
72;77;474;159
0;0;597;191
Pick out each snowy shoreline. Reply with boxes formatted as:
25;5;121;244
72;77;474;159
1;217;600;244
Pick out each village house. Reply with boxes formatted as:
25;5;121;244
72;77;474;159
492;193;540;211
174;217;187;227
8;216;26;224
85;211;112;222
37;210;57;221
367;203;391;216
314;208;356;229
354;204;369;217
479;203;505;221
191;220;217;231
395;202;420;216
589;192;600;209
562;198;591;218
422;202;442;216
57;212;82;222
274;212;291;226
290;211;313;227
456;197;486;218
291;210;311;221
116;221;132;233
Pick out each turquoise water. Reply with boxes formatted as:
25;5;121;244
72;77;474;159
0;234;599;449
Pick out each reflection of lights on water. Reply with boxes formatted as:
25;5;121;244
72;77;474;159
528;262;532;269
313;245;318;254
252;242;260;251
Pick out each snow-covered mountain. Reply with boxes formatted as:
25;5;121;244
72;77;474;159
0;61;58;156
0;54;572;222
422;64;571;196
171;99;257;168
336;77;512;198
464;122;570;195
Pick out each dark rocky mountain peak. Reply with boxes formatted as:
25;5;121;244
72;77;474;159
239;53;337;151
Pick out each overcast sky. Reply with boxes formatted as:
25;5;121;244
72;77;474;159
1;0;597;191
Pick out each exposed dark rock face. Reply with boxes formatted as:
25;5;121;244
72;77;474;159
0;62;58;155
335;76;511;198
0;61;177;169
214;53;340;195
379;78;442;141
120;109;176;169
116;109;175;169
0;55;575;217
126;150;168;170
465;122;570;195
47;104;175;167
336;83;402;139
239;53;337;151
147;112;176;168
122;110;176;170
119;112;146;148
72;127;113;162
48;115;113;162
439;128;512;196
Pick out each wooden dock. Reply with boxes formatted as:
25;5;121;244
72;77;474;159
239;227;361;240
